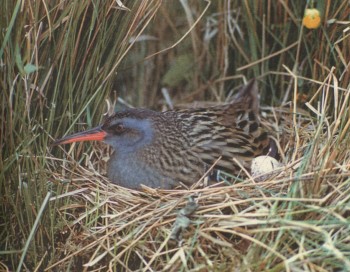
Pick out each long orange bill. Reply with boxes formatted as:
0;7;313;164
52;126;107;146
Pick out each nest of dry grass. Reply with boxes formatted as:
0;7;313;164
44;79;350;270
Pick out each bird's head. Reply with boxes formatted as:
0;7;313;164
52;109;155;153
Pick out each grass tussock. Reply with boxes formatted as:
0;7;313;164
1;0;350;271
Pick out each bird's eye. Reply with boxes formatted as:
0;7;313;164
109;123;125;134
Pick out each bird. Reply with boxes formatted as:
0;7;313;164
53;79;271;189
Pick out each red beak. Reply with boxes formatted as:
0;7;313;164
52;126;107;146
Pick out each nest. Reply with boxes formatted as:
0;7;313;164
46;98;350;271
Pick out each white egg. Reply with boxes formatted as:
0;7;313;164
251;156;283;182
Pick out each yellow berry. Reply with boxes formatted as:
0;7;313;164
303;8;321;29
